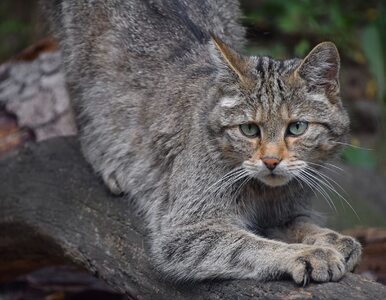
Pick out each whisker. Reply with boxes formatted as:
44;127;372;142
306;167;348;197
204;167;244;194
288;163;306;169
305;161;345;175
289;157;345;176
331;141;373;151
209;170;249;199
233;176;251;203
303;168;361;221
300;170;337;212
297;173;333;211
325;162;346;173
293;176;305;190
305;167;342;193
296;172;323;202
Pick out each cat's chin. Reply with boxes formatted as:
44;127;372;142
259;174;291;187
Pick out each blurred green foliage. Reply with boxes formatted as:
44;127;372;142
0;1;40;62
241;0;385;102
341;147;377;170
361;5;386;103
0;19;30;59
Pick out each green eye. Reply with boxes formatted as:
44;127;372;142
239;123;260;138
287;121;308;136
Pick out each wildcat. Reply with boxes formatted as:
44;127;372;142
41;0;361;285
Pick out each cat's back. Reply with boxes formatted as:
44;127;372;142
43;0;245;68
40;0;246;197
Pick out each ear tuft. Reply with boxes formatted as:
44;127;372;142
295;42;340;95
210;34;254;88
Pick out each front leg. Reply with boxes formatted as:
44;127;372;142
276;216;362;273
152;219;346;285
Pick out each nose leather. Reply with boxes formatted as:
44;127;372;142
262;157;280;171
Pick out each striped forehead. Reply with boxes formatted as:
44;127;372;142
255;56;287;75
251;57;285;115
246;56;301;126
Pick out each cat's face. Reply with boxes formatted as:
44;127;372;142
209;38;349;187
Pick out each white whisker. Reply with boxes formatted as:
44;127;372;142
306;167;348;197
300;170;337;212
208;170;249;199
232;176;251;203
332;141;373;151
204;167;244;194
297;173;332;210
325;162;346;173
302;167;360;221
306;161;345;175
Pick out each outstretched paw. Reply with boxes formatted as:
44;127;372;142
305;231;362;272
289;246;346;286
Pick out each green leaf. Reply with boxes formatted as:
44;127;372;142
341;148;377;170
294;39;310;57
361;25;385;102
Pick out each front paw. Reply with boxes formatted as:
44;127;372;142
289;246;346;286
305;232;362;272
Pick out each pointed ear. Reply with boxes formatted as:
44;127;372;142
295;42;340;95
210;34;254;88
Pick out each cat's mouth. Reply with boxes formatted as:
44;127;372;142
260;173;291;187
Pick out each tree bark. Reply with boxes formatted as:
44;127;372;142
0;137;385;300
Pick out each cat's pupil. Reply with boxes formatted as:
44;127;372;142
240;123;259;137
288;121;308;136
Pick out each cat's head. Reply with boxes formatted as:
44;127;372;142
208;36;349;187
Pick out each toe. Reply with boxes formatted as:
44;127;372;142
329;260;346;281
292;263;308;285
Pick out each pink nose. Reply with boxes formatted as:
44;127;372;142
262;157;280;171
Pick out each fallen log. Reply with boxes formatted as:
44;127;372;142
0;137;385;299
